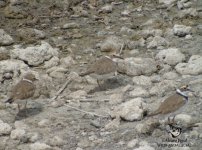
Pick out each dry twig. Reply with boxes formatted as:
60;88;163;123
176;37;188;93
51;77;73;101
64;104;110;118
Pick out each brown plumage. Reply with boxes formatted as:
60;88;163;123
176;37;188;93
148;85;192;117
79;56;118;76
5;73;37;111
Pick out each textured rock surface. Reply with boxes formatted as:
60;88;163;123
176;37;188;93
0;29;14;46
11;41;58;66
175;55;202;75
156;48;185;65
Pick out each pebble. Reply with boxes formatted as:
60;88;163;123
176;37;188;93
0;120;12;135
173;24;192;37
0;29;14;46
30;142;52;150
38;119;50;127
127;139;138;148
10;129;26;140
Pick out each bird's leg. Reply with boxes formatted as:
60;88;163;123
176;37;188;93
97;79;102;89
17;104;21;113
24;100;27;110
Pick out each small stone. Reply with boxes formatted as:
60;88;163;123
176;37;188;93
136;118;160;134
133;75;152;86
62;22;80;29
173;24;192;37
147;36;168;49
127;139;138;148
10;129;26;140
0;120;12;135
100;36;123;54
175;114;192;125
99;5;113;13
28;132;40;143
38;119;50;127
129;87;149;98
49;136;65;146
44;56;60;69
78;138;90;148
0;29;14;46
113;98;147;121
76;148;83;150
156;48;185;65
14;121;29;129
109;93;123;105
30;142;51;150
60;56;76;68
163;71;179;80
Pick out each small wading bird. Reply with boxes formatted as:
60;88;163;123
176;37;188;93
148;85;195;120
79;55;122;89
5;73;38;114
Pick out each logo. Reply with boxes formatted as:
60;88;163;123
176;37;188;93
166;123;182;138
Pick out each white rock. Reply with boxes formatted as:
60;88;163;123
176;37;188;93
149;80;177;96
38;119;50;127
49;136;65;146
136;118;160;134
156;48;185;65
99;5;113;13
173;24;192;37
62;22;80;29
133;75;152;86
147;36;168;49
44;56;59;69
133;145;155;150
175;55;202;75
0;59;29;76
60;56;76;68
0;120;12;135
14;121;29;129
113;98;146;121
129;87;149;98
11;41;58;66
30;142;51;150
10;129;26;140
109;93;123;105
100;36;123;53
117;57;157;76
163;71;178;80
159;0;177;6
47;66;68;79
28;132;40;143
0;29;14;46
178;8;198;18
175;114;192;125
120;26;135;35
127;139;138;148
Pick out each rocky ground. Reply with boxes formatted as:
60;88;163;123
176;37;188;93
0;0;202;150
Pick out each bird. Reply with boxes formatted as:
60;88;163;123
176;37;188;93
5;73;38;113
148;85;194;117
79;55;120;89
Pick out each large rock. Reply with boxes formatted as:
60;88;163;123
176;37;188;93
112;98;147;121
159;0;177;6
156;48;185;65
0;59;29;79
30;142;51;150
11;41;58;66
175;55;202;75
0;29;14;46
173;24;192;37
117;57;157;76
0;120;12;135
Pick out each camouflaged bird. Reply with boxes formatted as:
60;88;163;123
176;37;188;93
148;85;193;117
5;73;37;112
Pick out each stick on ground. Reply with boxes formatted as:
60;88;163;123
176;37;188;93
65;104;110;118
